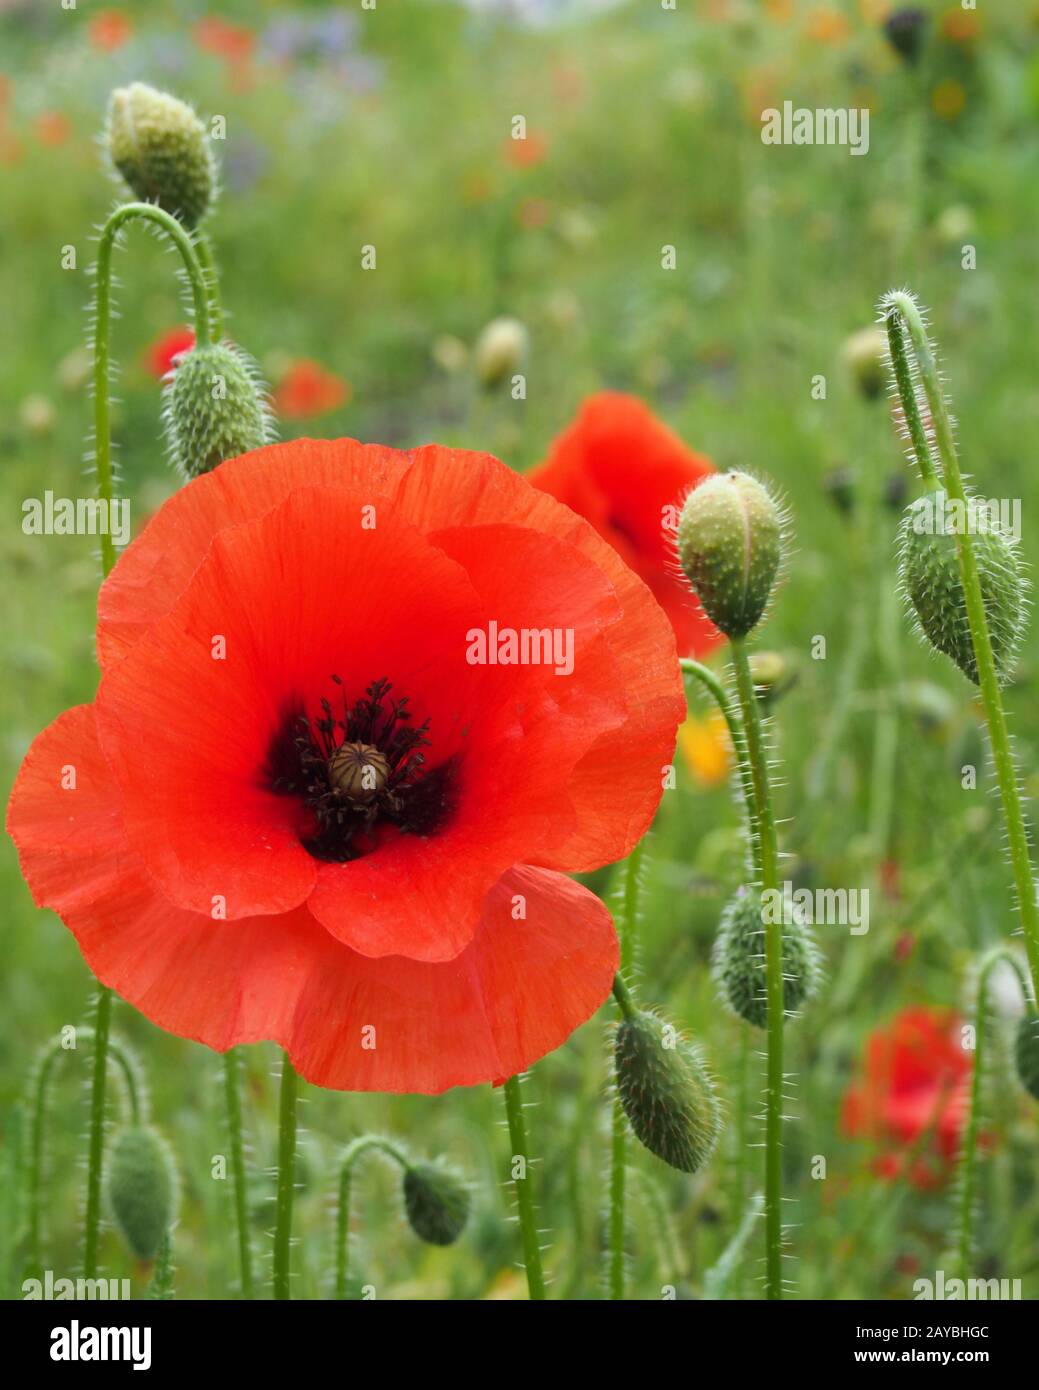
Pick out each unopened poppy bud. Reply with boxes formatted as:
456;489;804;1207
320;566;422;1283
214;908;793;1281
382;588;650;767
677;471;785;639
749;650;795;707
883;8;928;65
1015;1013;1039;1101
402;1161;470;1246
823;466;857;517
106;1126;177;1262
614;1010;720;1173
329;743;389;802
843;326;888;401
106;82;217;229
711;886;821;1030
163;341;273;479
473;316;528;388
898;488;1025;685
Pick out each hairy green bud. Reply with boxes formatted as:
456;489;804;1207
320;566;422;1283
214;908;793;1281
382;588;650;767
1015;1013;1039;1102
843;326;888;400
898;488;1025;684
712;887;821;1029
614;1010;720;1174
106;82;217;229
106;1126;177;1262
677;471;785;639
163;341;273;478
402;1161;470;1246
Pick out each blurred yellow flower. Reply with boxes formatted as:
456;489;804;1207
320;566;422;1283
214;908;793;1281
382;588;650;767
931;80;967;120
806;9;852;45
678;710;732;787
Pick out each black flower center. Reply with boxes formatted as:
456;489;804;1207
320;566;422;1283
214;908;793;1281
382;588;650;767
263;676;456;862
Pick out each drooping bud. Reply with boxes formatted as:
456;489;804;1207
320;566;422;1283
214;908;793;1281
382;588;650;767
843;326;888;401
677;471;785;639
898;488;1026;685
1015;1013;1039;1102
614;1010;720;1173
711;886;821;1030
748;650;796;708
473;316;528;388
883;8;928;65
401;1161;471;1246
106;1126;177;1262
163;341;274;479
106;83;217;229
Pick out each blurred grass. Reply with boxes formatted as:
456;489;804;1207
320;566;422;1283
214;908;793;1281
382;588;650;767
3;0;1039;1299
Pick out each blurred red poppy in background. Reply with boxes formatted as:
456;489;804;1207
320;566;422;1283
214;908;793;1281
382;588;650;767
273;359;350;419
88;10;133;53
528;393;721;657
145;327;196;379
841;1005;972;1189
8;440;684;1093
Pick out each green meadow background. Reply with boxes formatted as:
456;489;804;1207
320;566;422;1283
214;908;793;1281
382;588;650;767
3;0;1039;1299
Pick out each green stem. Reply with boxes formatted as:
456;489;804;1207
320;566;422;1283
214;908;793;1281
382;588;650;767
956;946;1030;1280
222;1049;254;1300
194;232;225;340
681;658;762;880
83;986;112;1279
147;1231;175;1300
730;636;784;1300
884;292;1039;1000
502;1074;546;1299
608;841;644;1299
335;1136;409;1299
272;1050;299;1300
92;202;212;577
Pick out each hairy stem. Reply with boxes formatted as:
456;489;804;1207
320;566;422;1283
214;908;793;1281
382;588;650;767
502;1073;546;1299
194;232;225;340
334;1135;409;1299
607;840;644;1299
82;987;112;1279
272;1051;299;1300
681;658;761;879
222;1049;254;1299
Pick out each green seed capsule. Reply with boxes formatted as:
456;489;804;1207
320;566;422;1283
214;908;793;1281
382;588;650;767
402;1162;470;1246
106;1126;177;1262
163;342;273;479
106;83;217;229
898;488;1025;685
614;1010;720;1174
711;887;821;1029
1015;1013;1039;1102
677;471;785;639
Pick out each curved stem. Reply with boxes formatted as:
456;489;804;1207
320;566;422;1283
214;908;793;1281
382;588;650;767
334;1135;410;1299
272;1051;299;1300
883;293;1039;1000
83;986;112;1279
502;1074;546;1299
222;1049;254;1300
957;946;1030;1280
681;658;761;880
730;636;784;1300
92;202;211;576
607;841;644;1299
194;232;224;341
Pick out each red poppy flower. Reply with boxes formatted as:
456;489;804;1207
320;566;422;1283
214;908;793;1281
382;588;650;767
841;1006;972;1189
35;112;72;148
144;327;196;380
88;10;133;53
503;131;549;169
8;440;683;1093
273;360;350;419
528;393;721;658
193;17;256;65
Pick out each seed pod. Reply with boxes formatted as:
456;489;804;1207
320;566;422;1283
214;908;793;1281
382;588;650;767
401;1162;470;1246
712;886;821;1029
163;341;273;479
843;326;888;401
473;316;528;388
614;1010;720;1173
676;471;785;639
106;83;217;229
898;488;1025;685
106;1126;177;1261
1015;1013;1039;1102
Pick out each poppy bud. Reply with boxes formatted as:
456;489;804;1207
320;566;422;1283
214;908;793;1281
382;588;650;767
883;8;928;65
106;1126;177;1262
898;489;1025;685
106;82;217;229
676;471;785;639
401;1161;471;1246
614;1010;720;1174
749;650;796;707
163;341;273;479
1015;1013;1039;1101
843;326;888;401
473;316;528;388
712;886;821;1030
823;466;857;517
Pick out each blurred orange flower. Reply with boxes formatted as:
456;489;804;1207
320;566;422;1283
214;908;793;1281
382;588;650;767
806;8;851;44
931;79;966;120
274;360;350;419
193;17;256;64
678;710;732;787
940;8;981;43
145;327;195;380
504;130;549;170
35;111;72;147
88;9;133;53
